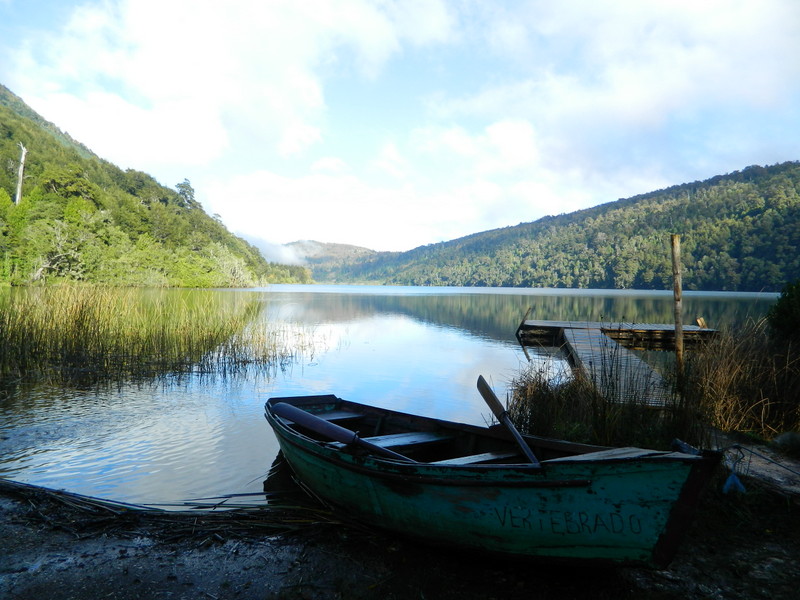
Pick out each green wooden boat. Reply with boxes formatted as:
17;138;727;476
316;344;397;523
264;386;720;567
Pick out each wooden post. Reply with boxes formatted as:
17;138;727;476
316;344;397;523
671;234;684;393
15;142;27;204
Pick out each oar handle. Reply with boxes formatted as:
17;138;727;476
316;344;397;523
477;376;540;467
271;402;415;463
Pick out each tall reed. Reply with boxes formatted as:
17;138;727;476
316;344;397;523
510;318;800;448
508;361;703;449
0;286;311;385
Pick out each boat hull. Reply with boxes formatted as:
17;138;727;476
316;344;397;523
265;396;719;567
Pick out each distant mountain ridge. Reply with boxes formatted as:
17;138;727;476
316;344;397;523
286;240;380;282
292;161;800;292
288;240;376;261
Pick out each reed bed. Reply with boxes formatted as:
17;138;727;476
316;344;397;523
508;360;705;449
684;318;800;441
510;318;800;448
0;286;314;385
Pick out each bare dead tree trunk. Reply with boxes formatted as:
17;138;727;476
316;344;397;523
671;234;684;395
15;142;28;204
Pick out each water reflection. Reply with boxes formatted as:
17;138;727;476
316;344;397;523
264;313;530;424
0;286;777;505
0;379;283;505
258;285;777;342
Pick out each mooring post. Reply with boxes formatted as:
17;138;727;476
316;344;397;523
671;234;684;394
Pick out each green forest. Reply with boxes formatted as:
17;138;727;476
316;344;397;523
0;84;310;287
309;161;800;292
4;80;798;292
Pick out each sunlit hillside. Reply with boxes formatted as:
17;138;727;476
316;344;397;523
299;161;800;292
0;83;311;286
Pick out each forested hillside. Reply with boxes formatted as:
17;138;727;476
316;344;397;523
0;84;310;286
310;162;800;292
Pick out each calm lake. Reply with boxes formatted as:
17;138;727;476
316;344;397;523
0;285;777;505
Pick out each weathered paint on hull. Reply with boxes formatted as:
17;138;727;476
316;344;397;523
271;423;706;566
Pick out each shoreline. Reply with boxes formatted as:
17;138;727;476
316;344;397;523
2;465;798;600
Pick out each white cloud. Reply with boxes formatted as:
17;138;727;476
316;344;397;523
436;0;800;176
29;91;228;169
372;142;410;179
2;0;798;254
410;119;542;180
278;122;323;157
202;167;522;251
311;157;350;174
203;170;409;250
6;0;453;171
384;0;457;46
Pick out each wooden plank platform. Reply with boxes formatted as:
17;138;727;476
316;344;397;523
515;318;717;407
516;320;717;350
562;328;670;406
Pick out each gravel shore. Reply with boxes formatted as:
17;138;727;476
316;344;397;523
2;447;798;600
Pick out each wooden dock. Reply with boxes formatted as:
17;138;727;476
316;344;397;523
515;319;717;407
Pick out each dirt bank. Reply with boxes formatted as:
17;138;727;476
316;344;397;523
2;454;799;600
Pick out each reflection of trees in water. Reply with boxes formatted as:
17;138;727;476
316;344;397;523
265;291;776;344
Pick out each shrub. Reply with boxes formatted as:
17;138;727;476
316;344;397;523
767;280;800;344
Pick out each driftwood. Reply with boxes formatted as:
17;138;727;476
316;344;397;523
671;234;684;391
0;472;340;543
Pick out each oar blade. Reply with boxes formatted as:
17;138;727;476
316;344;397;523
476;376;541;467
477;375;507;421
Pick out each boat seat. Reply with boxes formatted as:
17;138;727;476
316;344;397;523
330;431;452;450
312;409;361;422
430;451;519;466
278;409;361;425
362;431;453;448
542;447;671;462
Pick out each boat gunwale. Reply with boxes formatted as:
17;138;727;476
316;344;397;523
265;395;713;464
264;394;723;567
270;421;598;488
267;394;609;457
264;397;716;487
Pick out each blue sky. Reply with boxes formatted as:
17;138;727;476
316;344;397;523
1;1;799;259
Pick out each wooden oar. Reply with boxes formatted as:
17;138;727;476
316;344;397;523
477;375;541;467
271;402;417;463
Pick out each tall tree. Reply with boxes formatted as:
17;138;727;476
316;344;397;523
175;179;198;208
